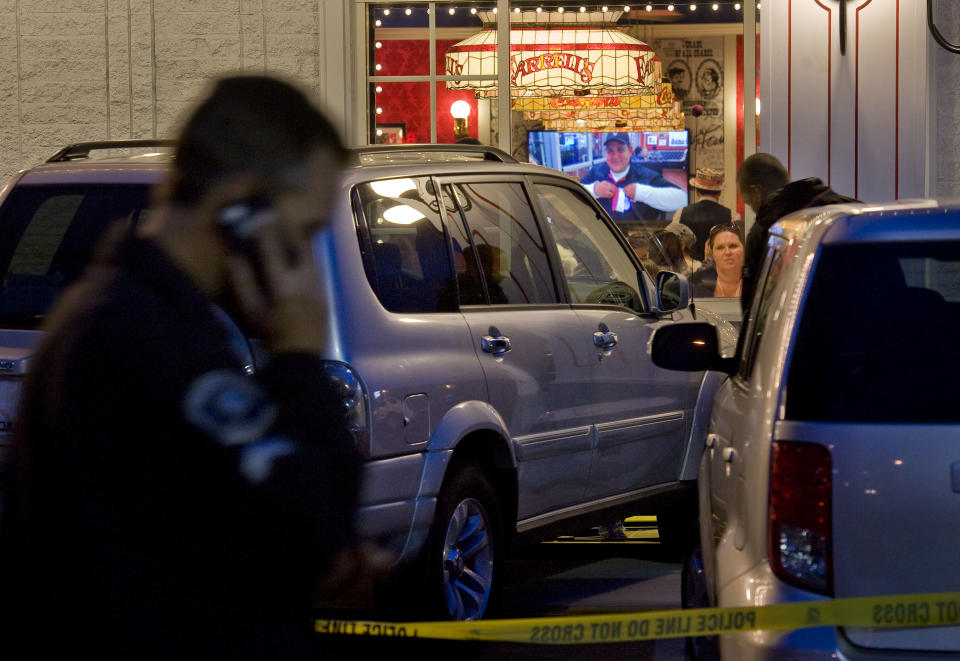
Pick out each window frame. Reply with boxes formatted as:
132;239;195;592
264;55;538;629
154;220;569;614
355;0;511;149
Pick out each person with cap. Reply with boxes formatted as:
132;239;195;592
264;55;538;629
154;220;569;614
581;132;688;224
671;167;741;262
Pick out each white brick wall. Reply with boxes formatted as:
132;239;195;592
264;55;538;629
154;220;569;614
0;0;353;183
2;1;955;197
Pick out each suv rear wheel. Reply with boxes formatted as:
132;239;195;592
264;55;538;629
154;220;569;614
377;464;502;621
431;466;500;620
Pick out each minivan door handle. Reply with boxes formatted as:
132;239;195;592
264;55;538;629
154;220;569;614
481;334;511;355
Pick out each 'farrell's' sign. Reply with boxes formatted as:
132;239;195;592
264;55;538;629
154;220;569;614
510;52;596;85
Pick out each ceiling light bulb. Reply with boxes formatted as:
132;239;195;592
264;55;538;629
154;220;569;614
558;6;564;12
383;8;390;15
734;2;741;8
536;6;542;12
405;7;412;14
690;2;696;9
712;2;718;9
492;6;497;11
470;6;477;13
668;3;674;9
514;6;521;12
580;5;587;10
623;5;630;11
448;7;455;14
375;19;381;26
375;41;382;48
646;4;652;10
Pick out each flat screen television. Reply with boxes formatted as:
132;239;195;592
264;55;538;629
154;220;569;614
528;129;690;224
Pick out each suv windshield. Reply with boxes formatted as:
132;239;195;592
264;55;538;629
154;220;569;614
786;240;960;423
0;184;152;328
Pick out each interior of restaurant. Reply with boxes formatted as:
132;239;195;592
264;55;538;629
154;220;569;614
367;1;758;217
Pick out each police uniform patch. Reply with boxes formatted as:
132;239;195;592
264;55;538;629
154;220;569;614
183;369;277;446
239;438;295;483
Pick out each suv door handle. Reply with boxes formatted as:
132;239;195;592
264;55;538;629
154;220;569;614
481;334;511;355
593;330;618;351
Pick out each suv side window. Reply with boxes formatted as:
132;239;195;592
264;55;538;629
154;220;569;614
354;177;456;313
441;181;556;305
534;183;644;313
0;184;151;327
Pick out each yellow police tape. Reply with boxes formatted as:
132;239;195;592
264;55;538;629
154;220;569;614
315;592;960;644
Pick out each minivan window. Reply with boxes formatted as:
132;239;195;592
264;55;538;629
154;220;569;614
443;181;556;306
355;177;456;313
785;241;960;423
0;184;151;327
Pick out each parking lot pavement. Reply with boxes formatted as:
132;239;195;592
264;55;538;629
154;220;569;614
318;516;688;660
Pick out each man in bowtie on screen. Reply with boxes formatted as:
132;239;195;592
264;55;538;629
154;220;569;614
580;132;687;224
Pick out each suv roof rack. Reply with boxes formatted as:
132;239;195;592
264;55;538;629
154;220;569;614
348;143;517;166
46;139;176;163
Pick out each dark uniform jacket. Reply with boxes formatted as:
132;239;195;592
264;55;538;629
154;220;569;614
679;199;735;261
581;162;681;223
741;177;857;312
2;225;361;660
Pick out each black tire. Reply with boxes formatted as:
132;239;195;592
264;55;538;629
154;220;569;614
681;543;720;661
376;465;502;621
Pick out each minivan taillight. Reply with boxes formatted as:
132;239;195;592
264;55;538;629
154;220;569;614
768;441;832;595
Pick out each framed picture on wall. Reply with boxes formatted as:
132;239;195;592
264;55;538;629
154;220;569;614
375;123;406;144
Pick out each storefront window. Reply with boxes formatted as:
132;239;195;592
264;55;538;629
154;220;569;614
362;1;760;259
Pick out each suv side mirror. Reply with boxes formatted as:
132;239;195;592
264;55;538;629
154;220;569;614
650;322;736;374
654;270;690;313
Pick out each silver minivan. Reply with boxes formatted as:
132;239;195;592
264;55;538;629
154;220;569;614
0;141;736;621
651;200;960;659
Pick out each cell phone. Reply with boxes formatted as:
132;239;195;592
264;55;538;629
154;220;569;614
217;194;276;263
217;195;299;281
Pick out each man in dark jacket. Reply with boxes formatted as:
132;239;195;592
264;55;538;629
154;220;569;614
581;132;687;223
737;153;858;312
2;75;364;660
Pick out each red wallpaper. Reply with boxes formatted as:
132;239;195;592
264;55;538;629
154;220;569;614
374;39;479;144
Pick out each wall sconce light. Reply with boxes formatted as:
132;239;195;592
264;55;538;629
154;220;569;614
450;100;471;139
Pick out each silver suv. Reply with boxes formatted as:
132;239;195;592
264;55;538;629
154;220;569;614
651;200;960;658
0;140;736;621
